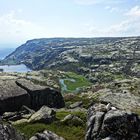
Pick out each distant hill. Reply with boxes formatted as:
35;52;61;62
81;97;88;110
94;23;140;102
3;37;140;81
2;37;124;68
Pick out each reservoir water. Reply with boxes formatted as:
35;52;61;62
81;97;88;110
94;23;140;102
0;64;31;73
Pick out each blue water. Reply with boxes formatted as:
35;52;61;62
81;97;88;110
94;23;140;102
0;64;31;72
0;47;15;60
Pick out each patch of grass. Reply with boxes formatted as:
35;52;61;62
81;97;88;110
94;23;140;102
14;109;87;140
72;111;87;122
64;94;99;109
15;123;47;138
64;72;91;92
56;111;87;122
14;121;85;140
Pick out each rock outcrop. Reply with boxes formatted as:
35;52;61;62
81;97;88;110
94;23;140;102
16;79;65;110
2;37;140;82
85;103;140;140
0;122;25;140
0;79;29;113
93;79;140;110
29;130;65;140
0;78;65;114
28;106;56;123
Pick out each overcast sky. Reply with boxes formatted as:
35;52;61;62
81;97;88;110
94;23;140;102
0;0;140;46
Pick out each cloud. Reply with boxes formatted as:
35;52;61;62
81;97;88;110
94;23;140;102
0;11;45;44
75;0;125;5
105;6;120;13
125;5;140;17
84;17;140;37
83;5;140;37
75;0;105;5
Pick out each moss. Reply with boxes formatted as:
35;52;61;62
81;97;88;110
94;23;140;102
14;109;87;140
14;121;85;140
56;111;70;120
56;111;87;123
64;94;99;109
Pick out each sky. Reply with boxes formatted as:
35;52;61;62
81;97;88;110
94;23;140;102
0;0;140;47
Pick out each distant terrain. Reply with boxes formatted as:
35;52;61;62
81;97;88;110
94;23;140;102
2;37;140;82
0;37;140;140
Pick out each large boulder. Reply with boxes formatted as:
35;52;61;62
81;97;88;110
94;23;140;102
85;103;140;140
0;122;25;140
16;79;65;110
0;79;30;113
29;130;65;140
0;78;65;113
28;106;56;123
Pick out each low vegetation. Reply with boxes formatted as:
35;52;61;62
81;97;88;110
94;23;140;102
63;72;91;92
14;110;87;140
64;93;100;109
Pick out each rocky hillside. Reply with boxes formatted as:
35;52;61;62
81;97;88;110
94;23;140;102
2;37;140;83
2;38;139;69
0;70;140;139
1;37;140;139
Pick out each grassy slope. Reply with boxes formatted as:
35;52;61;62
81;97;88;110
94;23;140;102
64;72;91;92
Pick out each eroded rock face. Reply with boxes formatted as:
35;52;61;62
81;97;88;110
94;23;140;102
17;79;65;110
0;79;30;113
29;130;65;140
0;122;25;140
0;78;65;113
85;104;140;140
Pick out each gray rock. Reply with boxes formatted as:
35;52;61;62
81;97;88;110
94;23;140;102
29;130;65;140
28;106;56;123
2;106;35;122
61;114;83;126
16;80;65;110
69;101;83;109
0;78;65;113
0;122;25;140
96;88;140;110
85;104;140;140
0;79;29;113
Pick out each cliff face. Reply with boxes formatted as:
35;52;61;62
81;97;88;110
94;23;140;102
0;78;65;113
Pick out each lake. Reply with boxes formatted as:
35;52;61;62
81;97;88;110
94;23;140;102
0;64;31;73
